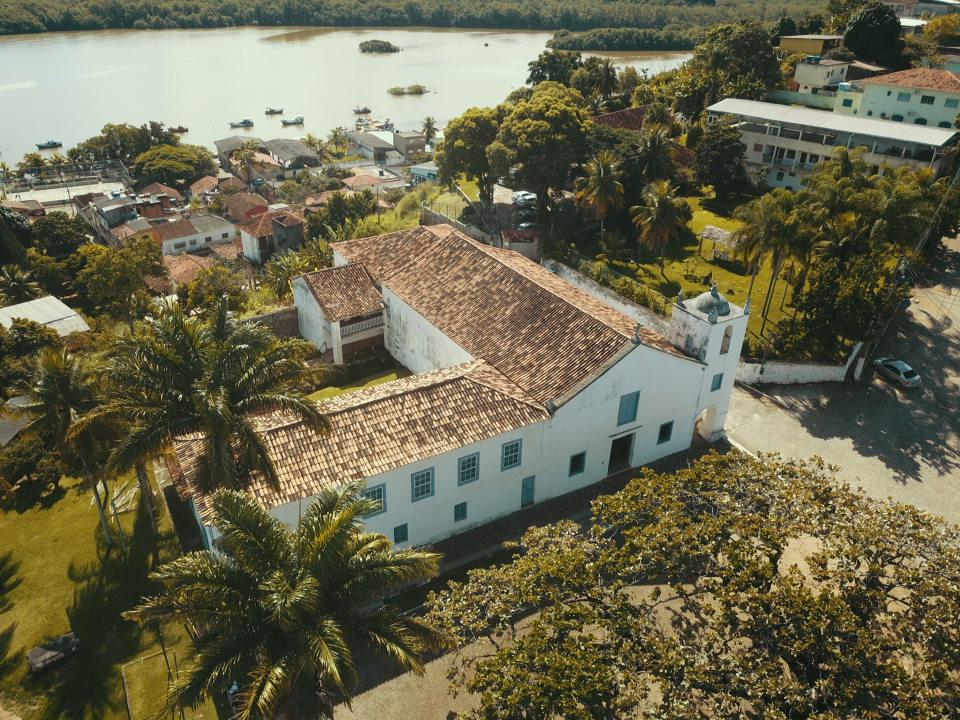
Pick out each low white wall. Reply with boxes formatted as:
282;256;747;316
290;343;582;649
737;360;845;385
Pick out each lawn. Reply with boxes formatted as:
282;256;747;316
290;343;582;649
0;471;211;720
308;369;411;401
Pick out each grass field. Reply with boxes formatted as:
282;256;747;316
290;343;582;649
0;471;211;720
307;370;411;401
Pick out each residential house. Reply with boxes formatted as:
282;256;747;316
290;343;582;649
239;209;305;264
0;296;90;337
707;97;959;189
410;161;439;185
169;225;748;550
111;217;157;244
834;68;960;129
229;151;282;183
218;174;246;192
136;194;171;219
778;34;844;55
223;192;269;224
189;175;219;201
791;56;849;93
593;106;652;131
155;214;236;255
883;0;960;15
263;138;321;175
345;131;400;164
304;189;356;213
83;194;139;240
139;182;184;205
847;60;889;81
213;136;262;170
2;199;46;221
392;130;426;159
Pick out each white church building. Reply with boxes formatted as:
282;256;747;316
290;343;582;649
170;225;748;549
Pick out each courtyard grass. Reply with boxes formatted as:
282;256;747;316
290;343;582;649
307;369;411;401
0;472;202;720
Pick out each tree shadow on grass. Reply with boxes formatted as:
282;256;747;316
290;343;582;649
2;480;67;515
25;498;177;720
0;551;22;614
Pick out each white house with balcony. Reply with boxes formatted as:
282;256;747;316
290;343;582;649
708;97;960;189
834;68;960;129
169;225;748;550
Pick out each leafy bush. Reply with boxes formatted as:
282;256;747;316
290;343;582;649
359;39;400;53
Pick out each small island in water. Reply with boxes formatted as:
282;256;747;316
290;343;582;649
359;39;401;53
387;84;428;96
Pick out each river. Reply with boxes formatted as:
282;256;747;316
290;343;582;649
0;26;690;162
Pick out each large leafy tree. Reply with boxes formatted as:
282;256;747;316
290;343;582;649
89;298;327;493
692;121;748;193
179;264;248;313
126;484;448;719
630;180;691;271
575;150;624;240
132;143;216;186
526;49;582;86
67;121;179;165
428;452;960;719
844;1;905;66
73;236;165;323
29;211;88;259
435;106;502;207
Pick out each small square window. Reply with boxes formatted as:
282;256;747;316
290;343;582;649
841;98;853;108
221;232;229;238
393;523;408;544
752;143;763;152
809;154;819;163
458;453;479;485
775;171;785;181
657;421;674;445
711;373;724;392
946;98;959;109
174;241;187;249
501;440;522;470
454;501;467;523
411;468;434;501
617;391;640;426
362;484;386;516
897;92;911;102
920;95;935;105
568;451;586;476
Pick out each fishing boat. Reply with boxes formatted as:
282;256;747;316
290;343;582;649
229;119;254;128
265;107;283;115
171;125;188;133
35;139;62;150
352;105;371;114
281;116;304;126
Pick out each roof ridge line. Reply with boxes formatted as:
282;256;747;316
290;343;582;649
463;365;548;413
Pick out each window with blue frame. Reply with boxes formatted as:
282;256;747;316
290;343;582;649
501;440;522;470
617;391;640;426
458;453;479;485
362;484;386;516
454;501;468;522
946;98;959;108
393;524;408;543
711;373;724;392
410;468;434;501
897;91;911;102
841;98;853;107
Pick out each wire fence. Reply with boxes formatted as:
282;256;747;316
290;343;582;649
1;160;132;195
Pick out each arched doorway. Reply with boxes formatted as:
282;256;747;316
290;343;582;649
692;405;717;446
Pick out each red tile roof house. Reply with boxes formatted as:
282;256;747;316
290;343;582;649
139;182;184;205
593;105;695;166
171;223;750;553
239;209;305;264
223;192;269;224
189;175;219;201
154;214;236;255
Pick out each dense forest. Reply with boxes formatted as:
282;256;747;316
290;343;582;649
547;28;698;50
0;0;825;36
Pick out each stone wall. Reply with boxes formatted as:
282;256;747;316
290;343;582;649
243;305;300;337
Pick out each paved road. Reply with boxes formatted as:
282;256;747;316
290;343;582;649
727;237;960;524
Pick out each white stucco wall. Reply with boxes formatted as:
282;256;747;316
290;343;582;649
737;360;846;385
292;277;332;353
161;222;234;255
381;286;473;373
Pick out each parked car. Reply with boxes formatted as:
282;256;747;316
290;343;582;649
518;207;538;222
872;357;921;388
512;191;537;208
517;221;538;231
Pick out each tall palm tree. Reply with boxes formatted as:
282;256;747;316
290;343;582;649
16;348;114;542
86;297;328;495
327;127;348;156
630;180;690;273
264;251;312;300
233;140;263;187
575;150;624;241
422;116;437;145
125;485;448;719
635;128;675;184
0;265;41;305
593;58;618;98
302;134;333;165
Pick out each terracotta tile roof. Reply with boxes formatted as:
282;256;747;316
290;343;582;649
593;106;650;131
140;182;183;201
239;209;303;238
225;192;268;219
300;264;384;322
190;175;219;196
336;226;684;404
305;189;356;207
163;252;216;286
209;237;243;260
342;174;390;190
112;222;152;241
863;68;960;93
155;218;197;243
170;361;550;518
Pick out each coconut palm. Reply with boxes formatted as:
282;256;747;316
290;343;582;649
0;265;41;305
327;127;348;156
630;180;691;273
635;127;675;184
422;116;437;145
302;134;333;165
593;58;619;98
575;151;624;241
264;251;312;300
233;140;263;187
86;297;328;495
124;485;448;719
15;348;115;542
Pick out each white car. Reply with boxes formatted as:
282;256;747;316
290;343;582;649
872;357;921;388
512;191;537;207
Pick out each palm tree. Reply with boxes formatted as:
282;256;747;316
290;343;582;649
264;251;312;300
327;127;348;156
630;180;690;273
593;59;618;98
86;297;328;495
635;127;675;183
422;116;437;145
302;134;333;165
233;140;262;187
0;265;41;305
124;485;448;719
575;151;624;241
16;348;115;542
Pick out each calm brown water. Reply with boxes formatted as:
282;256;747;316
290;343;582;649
0;26;690;162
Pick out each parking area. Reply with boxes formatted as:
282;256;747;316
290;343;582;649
727;237;960;524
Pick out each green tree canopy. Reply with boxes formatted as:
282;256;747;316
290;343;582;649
435;106;503;206
844;1;905;66
526;49;583;86
29;211;88;259
73;237;165;322
427;452;960;719
67;121;179;165
132;143;216;186
692;121;748;192
179;264;247;312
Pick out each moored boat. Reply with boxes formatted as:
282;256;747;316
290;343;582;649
265;107;283;115
281;116;304;126
35;139;62;150
352;105;371;114
171;125;188;133
229;119;254;128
